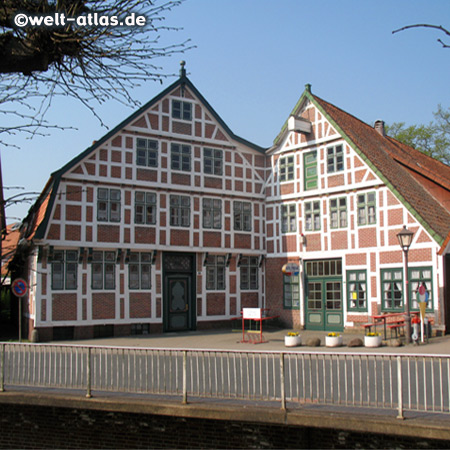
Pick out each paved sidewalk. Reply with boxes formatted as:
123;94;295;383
64;327;450;355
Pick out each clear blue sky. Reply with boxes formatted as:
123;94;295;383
3;0;450;223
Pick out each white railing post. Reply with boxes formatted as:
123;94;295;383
396;356;404;419
182;350;188;404
280;353;286;410
86;347;92;398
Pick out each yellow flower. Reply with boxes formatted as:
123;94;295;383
287;332;299;337
367;332;380;337
327;332;340;337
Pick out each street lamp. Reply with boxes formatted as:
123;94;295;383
397;225;414;344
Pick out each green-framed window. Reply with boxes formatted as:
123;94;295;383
330;197;347;229
171;143;191;171
240;256;259;290
51;250;78;290
92;251;116;290
135;191;157;225
281;204;296;233
206;255;226;290
347;270;367;311
170;195;190;227
136;138;158;167
283;274;300;309
279;155;295;182
128;252;152;290
97;188;121;222
203;198;222;229
204;148;223;175
327;144;344;173
304;150;318;190
409;267;433;311
172;100;192;120
357;192;376;226
304;200;320;231
381;268;403;311
234;201;252;231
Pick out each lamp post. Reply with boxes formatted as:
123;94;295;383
397;225;414;344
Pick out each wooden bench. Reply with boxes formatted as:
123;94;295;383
387;321;405;338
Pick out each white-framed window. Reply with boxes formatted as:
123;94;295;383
357;192;376;225
136;138;158;167
97;188;121;222
203;198;222;229
206;255;226;290
170;195;190;227
135;192;157;225
171;143;191;171
327;144;344;173
330;197;347;228
51;250;78;290
172;100;192;120
92;251;116;290
204;148;223;175
304;200;320;231
128;252;152;290
234;201;252;231
281;204;296;233
240;256;259;290
279;155;295;182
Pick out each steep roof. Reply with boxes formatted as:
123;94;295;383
276;86;450;245
1;223;21;278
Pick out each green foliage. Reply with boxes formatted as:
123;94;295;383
386;105;450;165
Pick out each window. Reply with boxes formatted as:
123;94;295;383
97;188;121;222
170;195;190;227
172;100;192;120
52;250;78;290
203;198;222;229
128;253;152;290
327;144;344;173
92;251;116;290
234;201;252;231
240;256;259;290
171;143;191;171
381;268;403;311
279;155;295;182
281;204;296;233
283;274;300;309
305;259;342;277
304;201;320;231
330;198;347;228
357;192;376;225
136;138;158;167
135;192;157;225
206;255;226;290
204;148;223;175
409;267;433;311
304;150;318;190
347;270;367;311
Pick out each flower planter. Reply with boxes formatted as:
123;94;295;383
364;334;382;348
284;335;302;347
325;335;343;348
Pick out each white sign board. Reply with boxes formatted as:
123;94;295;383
243;308;262;319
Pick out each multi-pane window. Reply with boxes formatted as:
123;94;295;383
347;270;367;311
381;268;403;311
330;198;347;228
327;144;344;173
204;148;223;175
304;150;318;190
409;267;433;311
135;192;157;225
128;252;152;290
136;138;158;167
92;251;116;290
52;250;78;290
171;143;191;171
304;201;320;231
326;281;342;310
234;201;252;231
203;198;222;229
97;188;121;222
281;204;296;233
170;195;190;227
240;256;259;290
283;274;300;309
357;192;376;225
305;259;342;277
172;100;192;120
279;155;295;182
206;255;226;290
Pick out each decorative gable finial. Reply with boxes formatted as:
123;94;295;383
180;60;186;78
305;83;312;93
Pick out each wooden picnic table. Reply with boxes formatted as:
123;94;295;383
364;313;406;340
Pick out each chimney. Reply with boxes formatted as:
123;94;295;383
374;120;386;137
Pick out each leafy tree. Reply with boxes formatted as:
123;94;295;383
386;105;450;165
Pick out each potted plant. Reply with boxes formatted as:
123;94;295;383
284;331;302;347
325;332;343;347
364;332;382;348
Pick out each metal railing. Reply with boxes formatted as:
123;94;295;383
1;342;449;418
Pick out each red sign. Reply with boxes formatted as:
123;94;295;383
11;278;28;297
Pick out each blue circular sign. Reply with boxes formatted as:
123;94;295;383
11;278;28;297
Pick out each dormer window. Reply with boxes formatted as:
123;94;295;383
172;100;192;121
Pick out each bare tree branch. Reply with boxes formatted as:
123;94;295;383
393;23;450;49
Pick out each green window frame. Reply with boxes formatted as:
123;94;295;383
204;148;223;175
135;191;157;225
51;250;78;290
92;251;116;290
171;143;191;171
233;201;252;231
172;100;192;120
283;274;300;309
203;198;222;229
281;204;296;233
170;195;190;227
303;150;318;190
327;144;344;173
357;191;376;226
206;255;226;290
240;256;259;290
136;138;158;167
347;270;367;312
97;188;121;223
128;252;152;290
279;155;295;182
330;197;347;229
409;267;433;311
381;268;403;311
304;200;320;231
